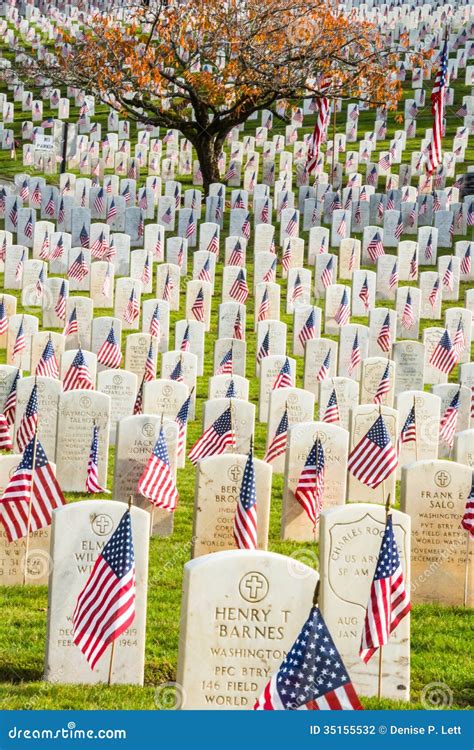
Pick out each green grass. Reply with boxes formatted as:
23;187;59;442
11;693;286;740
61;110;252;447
0;36;473;710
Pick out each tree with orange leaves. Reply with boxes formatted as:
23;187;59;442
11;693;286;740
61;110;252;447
17;0;405;193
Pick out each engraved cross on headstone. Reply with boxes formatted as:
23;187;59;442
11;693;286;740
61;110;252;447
245;574;264;600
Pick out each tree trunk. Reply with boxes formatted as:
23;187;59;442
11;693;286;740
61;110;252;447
193;132;223;196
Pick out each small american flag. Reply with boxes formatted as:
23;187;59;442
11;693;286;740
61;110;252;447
176;392;192;457
148;304;161;340
323;389;340;424
377;314;392;353
51;235;65;262
334;289;350;326
285;211;298;238
241;213;251;240
63;348;94;391
199;256;212;284
133;378;144;416
255;606;363;710
348;413;398;489
229;269;249;304
144;342;155;382
123;288;139;325
233;444;257;550
373;362;391;404
17;384;38;453
180;324;190;352
0;298;8;336
348;332;361;377
294;438;325;528
257;329;270;364
64;307;78;337
3;369;20;427
36;337;59;379
460;245;471;276
400;405;416;445
429;328;456;374
367;232;385;262
321;257;334;289
443;259;454;291
336;215;347;238
264;408;289;464
91;232;110;260
409;251;418;280
79;224;90;248
207;230;219;255
358;275;370;310
169;358;183;382
401;290;415;330
73;510;136;670
263;256;277;283
233;309;244;341
138;426;178;512
298;309;317;348
86;425;108;494
15;250;25;283
258;288;269;322
394;215;404;240
359;514;410;663
273;357;293;390
216;348;233;376
106;198;118;223
191;287;205;323
162;270;174;303
317;350;331;382
460;475;474;538
68;251;89;282
24;212;33;239
439;389;460;448
97;326;122;368
188;407;235;465
93;188;105;214
13;320;27;358
0;436;66;543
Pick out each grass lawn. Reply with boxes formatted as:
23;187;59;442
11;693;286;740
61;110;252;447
0;28;473;710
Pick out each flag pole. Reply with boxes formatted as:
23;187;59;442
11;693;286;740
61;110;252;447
314;433;320;545
377;491;392;699
23;424;39;586
150;413;164;537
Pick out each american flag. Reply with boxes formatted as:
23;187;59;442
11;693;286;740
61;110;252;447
191;287;205;323
373;362;391;404
0;409;12;451
460;475;474;538
460;245;471;276
367;232;385;262
298;310;316;347
4;370;19;427
258;288;269;322
439;389;460;448
15;250;25;283
0;436;66;543
207;230;219;255
64;307;78;337
199;256;212;284
85;425;107;494
188;407;235;465
429;328;456;374
63;348;94;391
306;89;330;174
58;199;65;225
36;337;59;379
291;273;304;303
51;235;65;261
426;39;448;174
453;318;465;359
8;200;18;228
13;320;27;358
257;329;270;364
401;290;415;330
176;392;192;457
19;180;29;201
317;350;331;382
400;405;416;445
264;408;289;464
377;197;385;219
428;276;440;309
394;215;404;240
0;297;8;336
68;251;89;282
386;192;395;211
133;377;144;415
282;242;293;272
467;203;474;228
40;232;51;261
123;288;139;325
149;304;161;339
97;326;122;368
93;188;105;214
91;232;109;260
144;342;155;382
273;357;293;390
336;215;347;238
359;275;370;310
348;332;361;377
180;324;190;352
233;309;244;340
334;289;350;326
185;213;196;240
409;251;418;280
377;314;392;353
229;269;249;304
348;413;398;489
24;212;33;239
17;384;38;453
79;224;90;248
295;438;325;528
161;206;173;226
321;257;334;289
263;256;277;283
216;346;233;376
241;213;251;240
72;510;136;670
359;514;411;663
323;388;340;424
285;211;298;238
106;198;117;224
233;444;257;550
169;358;183;382
254;606;363;711
138;426;178;512
228;240;244;267
443;259;454;291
